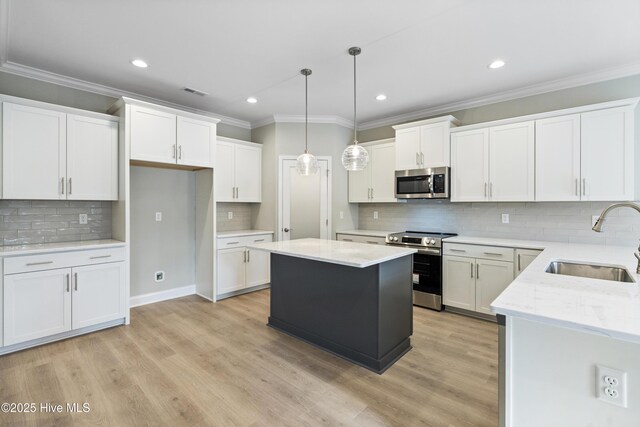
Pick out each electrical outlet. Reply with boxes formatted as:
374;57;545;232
78;214;88;225
155;212;162;222
154;271;165;282
596;365;627;407
339;211;344;220
592;215;600;228
373;211;379;220
228;211;233;220
501;214;509;224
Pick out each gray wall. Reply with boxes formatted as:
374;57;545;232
130;167;195;297
251;122;358;238
216;202;254;232
0;200;111;245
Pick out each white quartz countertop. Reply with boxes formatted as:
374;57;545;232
0;239;125;257
445;235;548;250
247;238;416;268
335;229;400;238
217;230;274;238
484;238;640;344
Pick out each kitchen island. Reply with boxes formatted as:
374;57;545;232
247;238;416;373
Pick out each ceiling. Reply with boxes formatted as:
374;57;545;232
1;0;640;129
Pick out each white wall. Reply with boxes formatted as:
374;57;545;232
509;317;640;426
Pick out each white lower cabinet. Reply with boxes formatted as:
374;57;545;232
515;248;542;277
2;248;127;348
443;243;515;316
336;234;386;245
216;233;272;297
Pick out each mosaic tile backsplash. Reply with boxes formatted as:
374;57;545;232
0;200;112;246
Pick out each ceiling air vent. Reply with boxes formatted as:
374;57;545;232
183;87;208;96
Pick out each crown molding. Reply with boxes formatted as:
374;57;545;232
251;114;353;129
359;62;640;131
0;60;252;129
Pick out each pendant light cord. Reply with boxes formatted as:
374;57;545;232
353;52;357;144
305;72;308;153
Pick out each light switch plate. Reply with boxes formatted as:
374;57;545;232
501;214;509;224
228;211;233;220
373;211;379;220
155;212;162;222
339;211;344;220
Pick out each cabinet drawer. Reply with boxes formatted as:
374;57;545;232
337;234;386;245
443;243;513;261
217;234;273;248
4;246;126;275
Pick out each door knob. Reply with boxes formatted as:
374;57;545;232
284;228;291;232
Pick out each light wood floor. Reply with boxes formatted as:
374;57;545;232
0;290;498;426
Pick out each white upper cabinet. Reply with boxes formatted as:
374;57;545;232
216;137;262;203
2;99;119;201
349;140;396;203
450;128;489;202
67;114;118;200
393;116;460;170
176;116;216;168
488;121;535;201
127;99;218;169
581;107;634;201
535;114;581;201
2;103;66;200
130;105;177;164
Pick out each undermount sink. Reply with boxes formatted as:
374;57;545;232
545;261;635;283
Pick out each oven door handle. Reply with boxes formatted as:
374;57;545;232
416;248;442;255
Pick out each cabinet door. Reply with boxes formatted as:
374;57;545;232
420;122;450;167
395;127;421;170
246;249;270;288
215;141;235;202
442;255;476;311
177;116;216;168
475;259;514;315
2;102;66;200
130;105;177;164
515;249;542;277
4;268;72;346
66;115;118;201
371;142;397;202
581;107;634;201
489;121;535;201
234;144;262;202
71;262;126;330
216;248;247;295
450;129;489;202
535;115;581;201
348;168;370;202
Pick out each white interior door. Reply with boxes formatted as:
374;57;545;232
281;158;330;241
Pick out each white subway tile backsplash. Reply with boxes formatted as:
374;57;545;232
358;200;640;247
216;203;254;232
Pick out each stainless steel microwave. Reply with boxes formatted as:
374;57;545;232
395;167;450;199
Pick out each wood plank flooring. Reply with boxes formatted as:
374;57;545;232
0;290;498;426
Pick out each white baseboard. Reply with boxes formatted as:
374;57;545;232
130;284;196;308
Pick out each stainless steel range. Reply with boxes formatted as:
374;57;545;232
385;231;457;311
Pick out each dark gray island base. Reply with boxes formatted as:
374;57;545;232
268;253;413;374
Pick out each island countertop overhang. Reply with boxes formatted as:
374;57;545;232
247;238;416;268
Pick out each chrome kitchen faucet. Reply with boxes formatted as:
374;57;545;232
592;202;640;274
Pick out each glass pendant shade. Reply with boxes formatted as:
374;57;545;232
296;151;319;175
342;144;369;171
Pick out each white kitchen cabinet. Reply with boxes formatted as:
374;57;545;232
515;248;542;277
442;255;475;311
177;116;216;168
71;262;126;330
581;107;634;201
216;138;262;202
450;128;489;202
2;102;67;200
535;114;581;201
475;259;514;315
349;140;396;203
67;114;118;200
216;233;273;297
451;122;534;202
2;100;119;201
393;116;460;170
130;105;177;164
3;268;72;346
336;234;387;245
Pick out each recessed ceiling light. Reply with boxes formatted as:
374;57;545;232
130;59;148;68
246;97;258;104
376;94;387;101
488;59;505;69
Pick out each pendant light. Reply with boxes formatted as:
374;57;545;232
341;47;369;171
296;69;319;175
